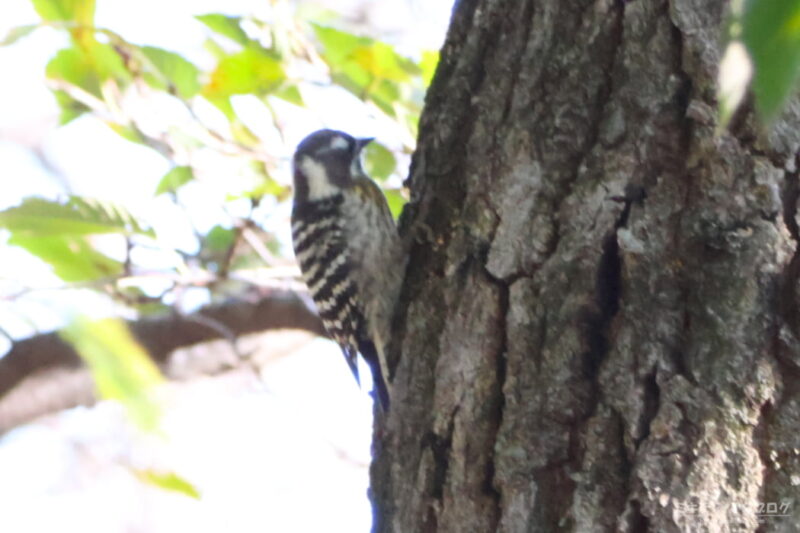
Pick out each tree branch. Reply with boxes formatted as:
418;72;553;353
0;289;324;433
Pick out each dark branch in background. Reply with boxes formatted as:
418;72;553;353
0;289;325;434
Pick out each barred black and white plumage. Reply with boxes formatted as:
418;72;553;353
291;129;404;409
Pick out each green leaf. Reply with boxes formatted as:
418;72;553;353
196;13;249;46
53;89;90;124
8;234;122;282
230;118;260;146
352;41;415;82
383;189;406;220
273;84;304;106
31;0;95;23
313;25;419;80
0;25;38;46
203;37;228;61
86;40;130;81
32;0;96;48
742;0;800;121
312;24;367;66
204;48;285;97
204;94;236;120
370;79;402;118
60;317;165;432
155;166;194;195
420;50;439;87
46;42;128;98
140;46;201;99
312;24;418;117
363;142;396;181
201;94;260;146
133;469;201;499
47;45;101;96
204;224;236;252
200;225;238;271
226;163;288;200
0;196;154;237
105;121;146;145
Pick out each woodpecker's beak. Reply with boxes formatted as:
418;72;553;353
355;137;374;152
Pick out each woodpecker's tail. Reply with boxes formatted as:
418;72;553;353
343;345;360;385
358;340;390;410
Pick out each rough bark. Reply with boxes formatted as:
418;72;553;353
373;0;800;531
0;289;324;432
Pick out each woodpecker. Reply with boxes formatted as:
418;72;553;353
290;129;403;409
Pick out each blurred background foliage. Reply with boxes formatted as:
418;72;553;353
0;0;432;304
0;0;436;410
0;0;441;507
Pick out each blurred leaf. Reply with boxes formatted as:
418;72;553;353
140;46;201;99
202;95;259;146
32;0;96;48
230;118;260;146
61;317;165;432
312;24;366;65
86;40;131;81
205;225;236;252
313;25;372;97
0;196;155;237
363;142;396;181
372;79;403;117
196;13;249;46
313;24;419;118
8;234;122;282
31;0;95;23
273;84;304;106
225;165;291;202
352;42;415;82
742;0;800;121
404;110;420;139
203;37;228;61
227;163;288;200
269;23;292;59
106;121;146;145
248;177;289;200
383;189;406;220
134;469;201;499
204;94;236;120
313;25;419;80
46;42;128;98
155;166;194;195
47;45;100;96
0;25;37;46
201;225;238;271
204;48;285;97
420;50;439;87
53;89;90;124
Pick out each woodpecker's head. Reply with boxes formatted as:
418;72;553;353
292;129;373;203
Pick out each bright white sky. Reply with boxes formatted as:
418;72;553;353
0;1;452;531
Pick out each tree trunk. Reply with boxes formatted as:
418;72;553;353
372;0;800;531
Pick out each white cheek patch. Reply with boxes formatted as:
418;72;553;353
350;151;364;177
329;136;349;150
301;156;339;200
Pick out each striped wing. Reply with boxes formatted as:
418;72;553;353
291;195;367;380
